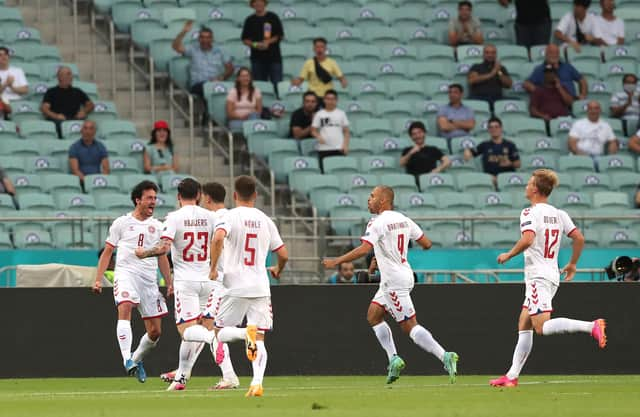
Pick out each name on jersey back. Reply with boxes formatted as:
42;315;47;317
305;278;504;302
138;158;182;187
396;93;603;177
183;218;209;227
244;219;262;229
386;221;409;231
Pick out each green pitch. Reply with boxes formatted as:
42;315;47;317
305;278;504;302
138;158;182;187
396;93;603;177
0;375;638;417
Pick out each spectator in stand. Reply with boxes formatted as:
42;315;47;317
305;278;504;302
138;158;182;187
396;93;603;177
0;164;18;209
448;1;483;47
524;44;587;99
226;67;263;133
499;0;552;49
625;130;640;155
400;121;450;184
290;91;319;140
172;22;234;102
41;66;94;138
0;46;28;116
636;185;640;208
467;44;513;111
593;0;624;45
242;0;284;98
529;64;573;122
328;262;356;284
610;73;639;135
437;84;476;141
291;38;347;100
463;116;520;187
144;120;178;175
311;89;350;173
68;120;110;186
568;100;619;157
554;0;598;52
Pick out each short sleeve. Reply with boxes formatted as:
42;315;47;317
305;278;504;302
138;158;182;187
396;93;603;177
214;212;231;237
559;209;577;236
501;65;510;76
221;47;231;64
97;141;108;160
77;88;90;103
268;218;285;252
311;111;322;128
604;123;616;141
465;106;475;119
272;13;284;38
556;13;572;35
527;65;544;86
332;61;343;78
241;16;252;41
12;68;27;88
299;59;312;79
341;111;350;127
408;219;423;241
68;142;79;158
520;207;536;235
509;142;520;161
361;217;380;246
568;63;582;82
471;17;482;34
401;146;412;157
433;146;444;160
437;105;448;117
568;121;580;138
161;213;177;241
105;218;121;247
42;88;54;104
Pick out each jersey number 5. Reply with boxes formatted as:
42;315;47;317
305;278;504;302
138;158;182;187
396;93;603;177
183;232;208;262
544;229;559;259
244;233;258;266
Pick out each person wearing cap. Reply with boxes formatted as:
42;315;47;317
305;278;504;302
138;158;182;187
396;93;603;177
529;64;573;122
144;120;178;174
41;65;94;138
524;44;587;99
400;121;450;186
241;0;284;98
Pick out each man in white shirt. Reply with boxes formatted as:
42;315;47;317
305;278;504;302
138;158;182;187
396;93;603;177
311;89;350;173
322;186;459;385
593;0;624;46
569;100;619;157
182;175;289;398
554;0;598;52
610;73;639;135
92;180;172;384
0;46;28;114
490;169;606;387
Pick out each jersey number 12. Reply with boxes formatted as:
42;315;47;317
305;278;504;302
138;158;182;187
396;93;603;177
544;229;559;259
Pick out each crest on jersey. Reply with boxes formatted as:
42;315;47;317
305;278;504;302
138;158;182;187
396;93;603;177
25;232;41;243
409;194;424;206
121;291;130;298
352;175;368;186
392;46;407;56
523;208;531;216
148;226;156;234
584;175;600;185
383;138;398;150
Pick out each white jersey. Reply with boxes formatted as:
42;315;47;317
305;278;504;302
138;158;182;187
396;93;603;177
105;212;163;283
162;205;216;282
361;210;424;289
215;206;284;298
520;203;577;285
210;207;228;284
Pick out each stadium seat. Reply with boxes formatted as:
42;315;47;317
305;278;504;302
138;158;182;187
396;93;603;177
549;117;575;138
503;116;547;138
90;101;120;123
99;120;138;141
364;27;402;48
447;154;479;172
476;191;513;210
9;100;43;124
26;44;61;65
85;174;123;196
344;100;376;119
350;80;388;101
18;120;58;141
113;139;146;158
94;193;134;212
401;26;439;45
558;155;595;174
512;136;563;157
597;154;636;173
41;173;82;193
25;155;63;174
425;79;453;101
457;44;484;64
379;173;418;193
0;7;24;35
572;172;611;192
155;192;177;216
436;192;476;211
325;26;365;49
521;154;557;171
608;172;640;194
322;156;360;175
203;81;233;123
0;140;40;157
54;228;96;249
278;155;320;184
13;228;53;249
17;192;55;210
551;191;592;210
10;173;42;193
592;191;630;209
370;136;413;157
450;136;479;154
311;191;362;217
0;194;16;211
290;173;341;196
60;120;85;140
600;228;639;248
42;140;75;158
419;173;456;194
566;46;602;66
352;4;393;28
242;120;279;142
130;9;165;48
0;120;19;140
55;192;97;211
496;172;528;192
338;173;379;193
360;155;398;175
348;139;374;159
455;172;495;192
352;118;392;137
109;156;141;174
396;191;438;211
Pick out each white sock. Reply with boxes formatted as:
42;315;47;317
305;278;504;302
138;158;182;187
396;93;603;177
183;325;215;344
506;330;533;380
218;327;246;343
371;322;397;361
131;333;158;363
542;318;593;335
217;343;238;381
186;342;204;370
176;341;200;381
409;325;445;362
249;341;267;386
116;320;132;365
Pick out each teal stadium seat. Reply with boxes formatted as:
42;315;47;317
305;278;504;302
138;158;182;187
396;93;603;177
0;140;40;157
7;27;41;46
54;229;96;249
609;172;640;194
396;191;438;211
521;154;557;171
360;155;398;175
277;155;320;184
290;173;341;197
350;81;388;101
323;156;359;175
17;192;55;210
99;120;138;140
339;173;379;193
558;155;595;174
419;173;457;194
0;7;24;35
13;228;53;249
41;173;82;193
85;174;123;196
348;139;374;159
0;155;26;174
572;172;611;192
592;191;630;209
497;172;528;192
436;192;476;211
10;100;43;124
43;140;75;157
476;191;514;210
0;194;16;211
380;173;418;193
600;228;639;248
552;191;592;210
109;156;141;174
95;193;134;212
353;118;392;138
10;173;42;193
364;27;402;48
55;192;97;212
598;154;636;173
0;120;18;139
456;172;495;192
25;155;63;174
18;120;58;141
375;100;414;119
160;173;194;193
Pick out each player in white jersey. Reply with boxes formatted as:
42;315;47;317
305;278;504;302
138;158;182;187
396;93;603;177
322;186;459;384
157;182;239;390
182;175;289;398
93;180;172;383
490;169;607;388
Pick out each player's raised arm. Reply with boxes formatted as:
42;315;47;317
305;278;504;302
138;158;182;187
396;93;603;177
322;241;371;269
209;228;226;280
134;237;171;259
158;254;173;296
497;231;535;264
93;244;115;294
561;228;585;281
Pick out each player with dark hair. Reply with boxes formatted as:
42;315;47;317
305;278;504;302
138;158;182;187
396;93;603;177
93;180;172;383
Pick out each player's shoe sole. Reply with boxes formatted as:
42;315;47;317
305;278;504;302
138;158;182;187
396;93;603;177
160;370;177;383
489;375;518;387
124;359;138;377
245;325;258;362
136;361;146;383
209;378;240;390
386;355;406;384
443;352;459;384
245;384;263;397
592;319;607;349
167;379;187;391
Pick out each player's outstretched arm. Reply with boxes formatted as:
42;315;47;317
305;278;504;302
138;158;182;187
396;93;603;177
158;255;173;296
269;246;289;279
322;242;371;269
561;229;585;281
209;229;226;281
135;238;171;259
497;231;535;264
416;235;433;250
93;244;114;294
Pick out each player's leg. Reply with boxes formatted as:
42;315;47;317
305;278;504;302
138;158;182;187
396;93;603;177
113;277;140;376
491;307;534;387
368;290;404;384
200;315;239;390
244;297;272;397
132;284;168;383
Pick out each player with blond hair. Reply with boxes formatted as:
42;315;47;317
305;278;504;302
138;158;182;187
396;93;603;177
490;169;607;387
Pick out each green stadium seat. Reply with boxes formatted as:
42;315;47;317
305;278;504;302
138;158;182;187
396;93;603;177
401;26;439;45
6;27;41;46
382;44;419;64
604;45;638;66
371;137;413;156
242;120;279;141
600;228;639;248
558;155;595;173
326;26;365;48
598;154;636;173
90;101;120;123
407;61;454;81
379;173;418;193
450;136;479;154
314;8;352;27
0;155;26;174
512;136;563;157
17;192;55;210
348;139;374;159
311;191;362;217
131;12;166;49
364;27;402;48
457;44;484;64
338;173;379;192
26;44;61;65
353;118;393;137
572;172;611;192
426;5;456;43
585;79;613;103
85;174;123;196
94;193;133;212
566;46;602;66
109;156;141;174
41;173;82;193
602;61;637;86
447;154;478;172
299;138;318;157
0;193;17;210
503;116;547;138
18;120;58;141
10;173;41;193
113;139;146;158
330;207;368;236
475;191;514;210
549;117;575;138
42;140;75;157
592;191;630;209
204;81;233;123
10;100;43;124
352;4;393;27
396;191;438;211
13;228;53;249
99;120;138;141
25;155;64;174
419;173;456;194
169;56;190;90
0;139;40;157
290;173;341;196
0;7;24;35
496;172;527;191
551;191;592;210
374;100;414;119
155;192;177;215
425;79;453;101
54;228;96;249
323;156;360;175
456;172;495;192
120;174;158;189
160;173;193;193
278;155;320;184
27;80;53;102
608;172;640;194
344;100;376;119
56;120;83;141
386;80;426;103
55;192;97;211
0;120;18;139
389;8;425;27
360;155;397;175
350;80;388;101
521;154;557;171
